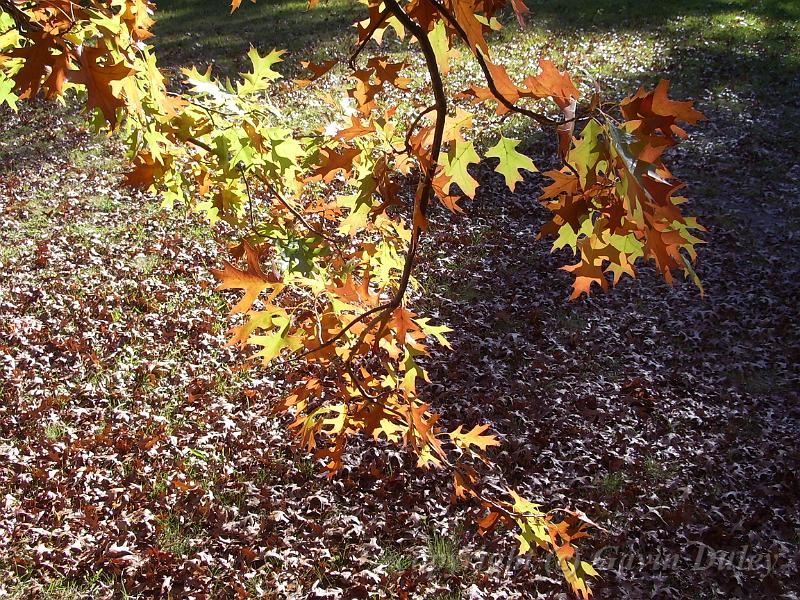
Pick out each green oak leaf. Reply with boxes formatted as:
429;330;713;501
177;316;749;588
238;47;284;95
570;119;604;188
443;139;480;198
415;317;453;349
0;74;18;110
485;137;537;192
428;20;450;74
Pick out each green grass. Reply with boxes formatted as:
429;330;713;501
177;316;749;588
642;456;674;482
380;546;415;573
68;147;120;173
88;194;120;213
5;572;109;600
44;421;68;441
243;569;276;597
725;368;783;396
598;471;626;496
150;0;799;93
132;253;164;275
149;470;170;499
158;512;198;556
148;0;800;175
298;457;317;479
427;532;463;574
431;592;462;600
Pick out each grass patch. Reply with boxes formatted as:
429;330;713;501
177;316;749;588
6;572;107;600
44;421;68;441
724;368;782;396
152;0;361;74
150;0;799;96
431;592;462;600
158;512;198;556
642;456;673;482
297;457;316;479
132;253;163;275
88;194;120;213
19;209;51;240
427;532;463;574
0;244;23;264
68;147;120;173
598;471;626;496
380;546;415;573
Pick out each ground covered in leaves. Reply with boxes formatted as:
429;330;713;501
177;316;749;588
1;0;799;598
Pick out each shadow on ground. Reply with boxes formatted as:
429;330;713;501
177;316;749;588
152;0;360;73
413;2;800;597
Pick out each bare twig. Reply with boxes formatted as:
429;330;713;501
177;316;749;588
251;171;338;245
237;163;258;233
404;103;436;157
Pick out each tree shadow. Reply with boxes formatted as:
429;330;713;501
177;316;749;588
411;1;799;597
517;0;799;31
151;0;362;74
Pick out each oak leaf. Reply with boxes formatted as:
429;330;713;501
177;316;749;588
311;146;361;182
295;59;337;87
68;47;132;125
211;242;279;314
449;423;501;451
442;138;480;198
485;136;537;192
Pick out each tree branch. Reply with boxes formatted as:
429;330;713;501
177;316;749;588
297;0;448;362
251;171;339;246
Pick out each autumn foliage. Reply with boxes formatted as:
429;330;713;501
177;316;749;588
0;0;705;595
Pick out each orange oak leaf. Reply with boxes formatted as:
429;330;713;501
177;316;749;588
522;59;580;103
68;47;133;125
510;0;530;26
449;423;501;451
453;466;478;501
120;0;156;40
211;242;279;314
334;115;376;141
477;509;502;534
230;0;255;13
443;0;489;54
295;59;338;87
561;257;609;300
310;146;361;182
620;79;704;142
8;32;71;99
541;170;579;199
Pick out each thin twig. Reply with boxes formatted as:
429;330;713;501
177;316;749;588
343;308;391;366
424;0;559;127
237;163;258;232
348;7;391;70
251;171;338;245
345;365;407;421
404;103;436;157
384;0;447;221
296;301;392;359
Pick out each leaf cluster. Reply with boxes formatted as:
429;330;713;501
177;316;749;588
0;0;706;596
